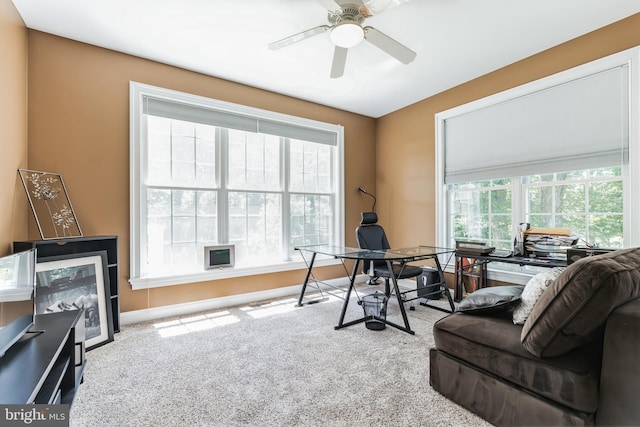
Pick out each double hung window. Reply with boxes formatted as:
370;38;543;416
130;83;344;288
437;50;639;281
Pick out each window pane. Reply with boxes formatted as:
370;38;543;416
450;180;512;249
147;189;171;216
147;117;217;189
144;189;222;273
491;189;511;213
228;192;282;265
449;182;512;248
450;212;489;241
289;140;332;193
228;130;280;191
195;124;216;186
451;190;489;215
196;191;217;242
589;181;622;212
172;190;195;216
173;217;196;243
555;183;585;214
529;214;552;228
490;214;512;242
589;214;623;248
290;194;332;248
171;123;196;186
528;186;552;214
556;215;586;235
523;171;624;247
147;117;172;185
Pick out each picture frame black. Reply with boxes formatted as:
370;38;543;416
34;250;114;350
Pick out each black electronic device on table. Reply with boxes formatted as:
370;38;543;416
456;241;495;256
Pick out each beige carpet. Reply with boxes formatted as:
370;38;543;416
70;288;492;427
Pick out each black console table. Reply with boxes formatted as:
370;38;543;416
0;310;86;404
454;252;567;302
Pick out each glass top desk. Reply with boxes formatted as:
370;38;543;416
295;245;455;335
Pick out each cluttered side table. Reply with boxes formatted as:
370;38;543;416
454;235;570;302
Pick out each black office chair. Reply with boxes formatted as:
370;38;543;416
355;212;423;296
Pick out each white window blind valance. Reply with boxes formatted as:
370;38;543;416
444;64;629;183
142;96;338;146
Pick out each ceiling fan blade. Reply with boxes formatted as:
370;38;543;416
268;25;331;50
330;46;348;79
361;0;411;15
315;0;342;12
363;26;416;64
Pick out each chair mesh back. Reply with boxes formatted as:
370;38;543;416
356;225;390;251
355;215;390;275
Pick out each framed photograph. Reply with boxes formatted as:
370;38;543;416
35;251;114;350
18;169;83;240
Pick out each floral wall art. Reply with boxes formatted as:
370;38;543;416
18;169;82;239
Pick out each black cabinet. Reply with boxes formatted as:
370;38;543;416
14;236;120;333
0;310;86;404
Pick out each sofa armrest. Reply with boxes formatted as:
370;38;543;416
596;297;640;426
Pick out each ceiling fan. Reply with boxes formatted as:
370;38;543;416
268;0;417;78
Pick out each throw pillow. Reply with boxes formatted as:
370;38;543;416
457;285;524;315
512;267;565;325
521;247;640;358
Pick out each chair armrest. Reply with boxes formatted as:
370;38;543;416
596;297;640;425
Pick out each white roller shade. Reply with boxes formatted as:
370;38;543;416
143;96;337;146
444;65;629;183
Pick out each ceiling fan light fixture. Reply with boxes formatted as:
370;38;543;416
330;22;364;48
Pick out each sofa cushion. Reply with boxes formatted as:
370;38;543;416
433;312;602;413
457;285;524;315
513;267;565;325
521;247;640;357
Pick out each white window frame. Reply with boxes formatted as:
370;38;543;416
436;47;640;284
129;82;345;290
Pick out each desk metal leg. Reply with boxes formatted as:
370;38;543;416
454;256;464;302
335;259;370;330
296;252;328;307
383;260;415;335
454;256;489;302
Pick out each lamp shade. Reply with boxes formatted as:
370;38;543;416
330;22;364;48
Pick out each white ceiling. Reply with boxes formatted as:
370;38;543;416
11;0;640;118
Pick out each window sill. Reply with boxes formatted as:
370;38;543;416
128;257;341;290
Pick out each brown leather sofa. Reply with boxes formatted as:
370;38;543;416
429;247;640;426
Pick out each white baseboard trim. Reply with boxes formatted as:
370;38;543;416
121;274;368;326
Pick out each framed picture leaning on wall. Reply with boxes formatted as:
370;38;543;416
34;251;114;350
18;169;83;240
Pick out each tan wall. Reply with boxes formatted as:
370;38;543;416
0;0;30;325
26;31;376;313
377;13;640;251
10;10;640;316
